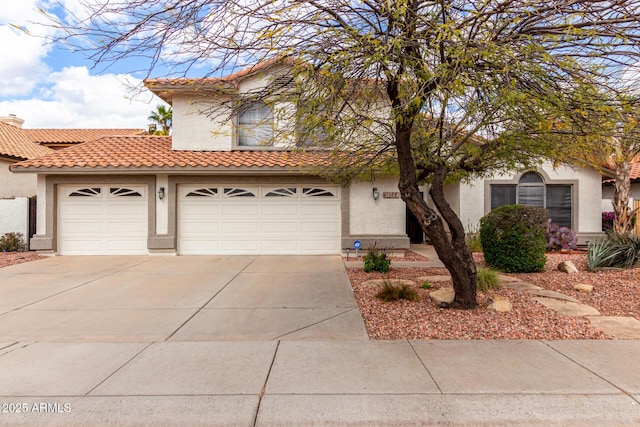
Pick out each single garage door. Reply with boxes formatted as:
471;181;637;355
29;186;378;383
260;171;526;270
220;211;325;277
178;185;341;255
58;185;148;255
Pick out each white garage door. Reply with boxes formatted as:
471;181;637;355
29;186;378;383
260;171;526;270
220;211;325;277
178;185;341;255
58;185;148;255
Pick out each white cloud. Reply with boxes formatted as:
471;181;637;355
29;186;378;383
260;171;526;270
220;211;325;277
0;66;165;128
0;0;53;97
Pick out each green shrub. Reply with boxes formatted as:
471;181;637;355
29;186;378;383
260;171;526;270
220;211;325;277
420;281;433;289
376;281;420;302
363;247;391;273
0;232;28;252
476;267;501;292
587;232;640;271
465;223;483;252
479;205;547;273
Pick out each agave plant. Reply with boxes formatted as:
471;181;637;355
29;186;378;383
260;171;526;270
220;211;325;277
587;232;640;271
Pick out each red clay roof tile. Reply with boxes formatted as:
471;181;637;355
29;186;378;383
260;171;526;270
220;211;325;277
10;135;330;171
0;122;53;160
24;128;146;145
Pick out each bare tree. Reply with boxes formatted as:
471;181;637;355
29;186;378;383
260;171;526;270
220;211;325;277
41;0;640;308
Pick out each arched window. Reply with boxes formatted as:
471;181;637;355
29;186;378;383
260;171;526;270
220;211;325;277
490;172;572;228
516;172;544;207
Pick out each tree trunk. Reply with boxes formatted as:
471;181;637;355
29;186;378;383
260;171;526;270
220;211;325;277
394;127;478;309
613;160;633;234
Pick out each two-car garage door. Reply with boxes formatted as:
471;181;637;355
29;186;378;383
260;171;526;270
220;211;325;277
57;184;341;255
178;184;341;255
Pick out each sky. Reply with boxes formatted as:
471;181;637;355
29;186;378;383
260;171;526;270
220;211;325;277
0;0;167;129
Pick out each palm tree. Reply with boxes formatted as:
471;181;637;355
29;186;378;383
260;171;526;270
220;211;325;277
148;105;172;135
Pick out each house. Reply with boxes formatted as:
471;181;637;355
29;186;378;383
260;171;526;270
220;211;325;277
10;62;603;255
0;115;53;199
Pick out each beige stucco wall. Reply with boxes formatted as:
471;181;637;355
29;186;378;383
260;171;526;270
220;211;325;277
455;163;602;234
1;159;37;198
349;177;406;235
171;95;233;151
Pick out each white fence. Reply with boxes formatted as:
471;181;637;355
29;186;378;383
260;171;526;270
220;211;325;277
0;197;29;239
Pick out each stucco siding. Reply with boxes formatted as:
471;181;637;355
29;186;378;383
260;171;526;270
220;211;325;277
349;177;406;235
1;158;37;198
171;96;233;151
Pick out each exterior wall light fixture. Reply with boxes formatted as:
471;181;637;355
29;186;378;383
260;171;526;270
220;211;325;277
372;187;379;200
157;187;165;200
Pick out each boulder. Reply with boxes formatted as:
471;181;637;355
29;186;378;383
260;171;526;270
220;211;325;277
429;287;455;306
558;261;579;274
486;295;512;312
573;283;594;293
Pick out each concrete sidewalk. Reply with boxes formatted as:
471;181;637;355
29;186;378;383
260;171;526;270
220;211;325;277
0;339;639;426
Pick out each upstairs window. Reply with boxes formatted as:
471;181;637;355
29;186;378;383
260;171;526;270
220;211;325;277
237;100;273;146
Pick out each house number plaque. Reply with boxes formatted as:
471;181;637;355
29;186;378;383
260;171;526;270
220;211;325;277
383;192;400;199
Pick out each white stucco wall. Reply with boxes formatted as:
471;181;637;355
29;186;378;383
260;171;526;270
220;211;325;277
171;96;233;151
1;159;37;198
454;163;602;234
0;197;28;238
349;177;407;235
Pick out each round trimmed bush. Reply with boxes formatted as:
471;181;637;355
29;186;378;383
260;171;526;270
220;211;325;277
479;205;547;273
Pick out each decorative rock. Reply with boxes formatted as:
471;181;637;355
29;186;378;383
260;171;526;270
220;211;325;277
497;274;523;284
429;287;455;306
486;295;512;312
573;283;594;293
558;261;579;274
361;278;415;287
532;297;600;316
417;275;451;283
502;282;542;291
526;289;580;303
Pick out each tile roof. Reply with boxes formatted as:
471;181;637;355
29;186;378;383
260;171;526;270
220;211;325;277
10;135;330;171
145;57;292;103
0;122;53;160
24;128;146;145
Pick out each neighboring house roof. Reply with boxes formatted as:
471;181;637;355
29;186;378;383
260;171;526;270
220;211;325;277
0;121;53;160
10;136;330;172
24;128;147;148
602;155;640;183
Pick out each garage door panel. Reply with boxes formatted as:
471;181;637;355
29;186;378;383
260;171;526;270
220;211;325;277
300;221;339;234
222;204;259;216
106;201;146;213
63;203;105;216
181;221;220;234
299;203;339;216
105;221;147;234
261;222;298;234
178;184;340;255
261;203;298;216
222;222;259;233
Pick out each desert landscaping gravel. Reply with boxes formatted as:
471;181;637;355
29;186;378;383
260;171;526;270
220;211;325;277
348;251;639;340
0;251;43;268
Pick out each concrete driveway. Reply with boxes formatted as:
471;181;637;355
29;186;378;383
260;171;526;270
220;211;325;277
0;255;367;342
